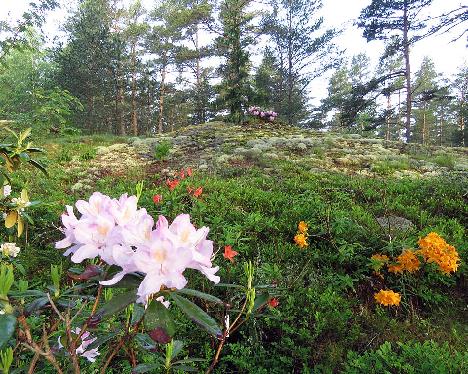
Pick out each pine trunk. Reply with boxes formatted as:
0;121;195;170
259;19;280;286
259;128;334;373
158;61;167;134
131;42;138;136
386;94;391;141
422;105;426;145
403;1;412;142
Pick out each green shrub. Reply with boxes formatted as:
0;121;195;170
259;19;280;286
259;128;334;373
432;154;455;169
371;158;410;175
343;340;467;373
79;148;96;161
154;140;171;160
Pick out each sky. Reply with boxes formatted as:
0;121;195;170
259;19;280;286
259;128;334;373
1;0;466;104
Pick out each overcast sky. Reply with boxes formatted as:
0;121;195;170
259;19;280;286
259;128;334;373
1;0;466;103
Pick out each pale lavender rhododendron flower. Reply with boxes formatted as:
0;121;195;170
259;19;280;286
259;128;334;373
56;192;220;305
58;328;100;363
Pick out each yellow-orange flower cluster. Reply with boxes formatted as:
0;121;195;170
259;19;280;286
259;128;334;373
417;232;460;275
374;290;401;306
294;221;309;249
388;249;420;274
370;233;459;276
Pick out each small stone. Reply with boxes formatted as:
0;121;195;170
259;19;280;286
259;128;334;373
376;216;414;233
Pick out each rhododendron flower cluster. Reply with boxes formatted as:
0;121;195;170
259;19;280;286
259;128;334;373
248;106;278;122
374;290;401;306
56;192;220;304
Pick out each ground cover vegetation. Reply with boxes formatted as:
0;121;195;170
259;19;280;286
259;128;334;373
0;0;467;373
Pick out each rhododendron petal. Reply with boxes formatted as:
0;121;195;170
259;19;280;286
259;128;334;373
70;244;100;263
199;265;220;283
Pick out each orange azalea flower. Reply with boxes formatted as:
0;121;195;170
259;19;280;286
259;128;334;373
396;249;420;273
193;187;203;198
417;232;460;275
294;233;308;248
223;245;238;263
186;167;193;177
152;194;163;204
268;298;279;308
180;169;186;179
374;290;401;306
166;179;179;191
298;221;308;233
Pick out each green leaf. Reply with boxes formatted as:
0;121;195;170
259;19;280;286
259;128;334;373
25;147;44;153
28;159;48;176
24;296;49;315
131;304;145;325
171;294;222;338
144;299;175;337
173;358;206;365
175;289;224;305
132;363;163;373
88;330;120;350
171;340;184;359
0;314;16;349
8;290;46;298
91;289;137;324
134;333;156;350
171;364;198;372
253;292;270;313
18;152;30;162
215;283;243;289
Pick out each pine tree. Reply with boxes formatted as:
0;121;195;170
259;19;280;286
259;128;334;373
357;0;434;142
56;0;121;133
216;0;255;124
412;57;440;145
253;48;281;111
323;65;352;130
451;65;468;146
376;50;405;140
148;0;210;132
123;0;149;136
265;0;338;125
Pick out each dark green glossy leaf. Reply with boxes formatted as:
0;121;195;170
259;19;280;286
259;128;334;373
253;292;270;313
175;289;224;305
144;299;175;337
90;289;136;324
171;340;184;359
134;333;156;350
88;330;120;350
171;365;198;372
28;159;48;176
0;314;16;349
215;283;243;289
131;304;145;325
8;290;46;298
132;363;163;373
25;296;49;315
171;294;222;338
